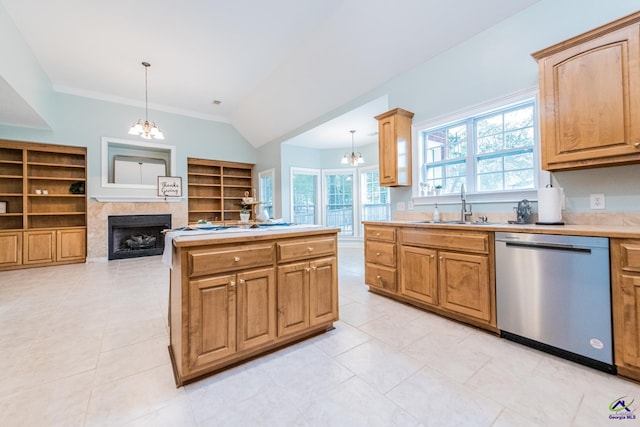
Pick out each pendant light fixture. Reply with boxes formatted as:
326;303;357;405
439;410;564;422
341;130;364;166
128;61;164;140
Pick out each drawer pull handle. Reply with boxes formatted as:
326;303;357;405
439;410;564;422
234;256;240;262
307;247;314;252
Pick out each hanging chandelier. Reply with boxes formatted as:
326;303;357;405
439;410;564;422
341;130;364;166
128;62;164;140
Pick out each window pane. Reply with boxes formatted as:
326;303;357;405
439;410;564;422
325;172;354;236
292;173;317;224
505;169;534;189
477;157;503;173
361;170;390;234
477;172;503;192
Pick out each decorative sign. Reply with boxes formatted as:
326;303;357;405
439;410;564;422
157;176;182;197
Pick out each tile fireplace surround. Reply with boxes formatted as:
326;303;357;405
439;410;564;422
88;200;187;260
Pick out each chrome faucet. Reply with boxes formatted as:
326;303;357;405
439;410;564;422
460;184;472;222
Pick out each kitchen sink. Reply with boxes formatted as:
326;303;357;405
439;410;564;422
414;220;498;225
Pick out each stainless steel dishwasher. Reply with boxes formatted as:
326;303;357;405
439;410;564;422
495;232;614;373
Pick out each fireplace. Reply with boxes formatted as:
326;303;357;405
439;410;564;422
108;214;172;260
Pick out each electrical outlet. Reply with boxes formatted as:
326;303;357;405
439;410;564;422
397;201;406;211
590;193;605;210
408;200;414;210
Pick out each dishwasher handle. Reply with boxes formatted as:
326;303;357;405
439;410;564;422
504;241;592;254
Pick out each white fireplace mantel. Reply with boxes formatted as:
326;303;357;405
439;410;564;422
91;196;184;203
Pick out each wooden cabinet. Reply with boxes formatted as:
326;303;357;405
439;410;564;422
0;140;87;270
169;228;339;385
277;236;338;337
0;231;22;268
364;225;397;292
611;239;640;381
532;12;640;170
374;108;414;186
364;223;496;331
187;158;254;224
187;267;276;370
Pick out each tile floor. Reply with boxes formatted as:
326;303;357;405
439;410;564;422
1;245;640;426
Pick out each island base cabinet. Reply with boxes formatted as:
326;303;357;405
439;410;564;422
188;275;237;369
169;229;339;385
277;256;338;337
188;268;276;370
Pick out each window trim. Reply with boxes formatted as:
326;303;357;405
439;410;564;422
411;88;549;207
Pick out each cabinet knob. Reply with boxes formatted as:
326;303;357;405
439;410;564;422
234;256;240;262
376;232;380;236
312;266;317;271
306;267;310;272
376;252;381;256
307;247;314;252
439;256;443;260
430;255;434;259
376;275;381;279
239;279;245;284
230;281;236;289
634;142;640;148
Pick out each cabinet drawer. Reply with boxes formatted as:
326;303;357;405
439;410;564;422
365;241;396;267
620;242;640;273
277;237;336;262
365;226;396;242
365;263;397;292
401;228;489;254
189;243;274;277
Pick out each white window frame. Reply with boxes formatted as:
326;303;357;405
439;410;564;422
290;167;321;224
359;164;390;235
258;168;275;218
412;88;549;207
322;168;358;236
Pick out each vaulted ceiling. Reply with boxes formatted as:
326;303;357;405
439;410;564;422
0;0;540;148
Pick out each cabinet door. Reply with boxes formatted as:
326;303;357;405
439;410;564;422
538;24;640;170
616;274;640;368
400;245;438;305
309;257;338;326
0;232;21;268
56;228;86;262
378;114;398;186
236;268;276;352
438;251;490;322
188;274;236;368
277;261;310;337
23;230;55;264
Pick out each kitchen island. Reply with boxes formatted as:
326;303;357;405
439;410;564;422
166;224;340;386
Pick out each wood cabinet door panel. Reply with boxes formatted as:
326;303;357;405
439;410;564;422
0;232;21;267
236;268;276;352
438;251;490;321
617;274;640;367
188;275;236;368
400;245;438;305
56;228;86;262
620;242;640;273
277;262;310;337
378;117;397;185
309;257;338;326
23;230;55;264
539;24;640;169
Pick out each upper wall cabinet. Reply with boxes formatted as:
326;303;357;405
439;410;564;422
532;11;640;171
375;108;414;186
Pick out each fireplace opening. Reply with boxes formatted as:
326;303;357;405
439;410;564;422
108;214;171;260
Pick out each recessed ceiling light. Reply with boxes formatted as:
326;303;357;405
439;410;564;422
212;100;222;105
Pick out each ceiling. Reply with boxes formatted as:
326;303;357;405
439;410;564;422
0;0;540;149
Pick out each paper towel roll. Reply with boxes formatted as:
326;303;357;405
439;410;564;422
538;186;563;223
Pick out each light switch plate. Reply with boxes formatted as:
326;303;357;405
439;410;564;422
590;193;605;210
397;201;406;211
